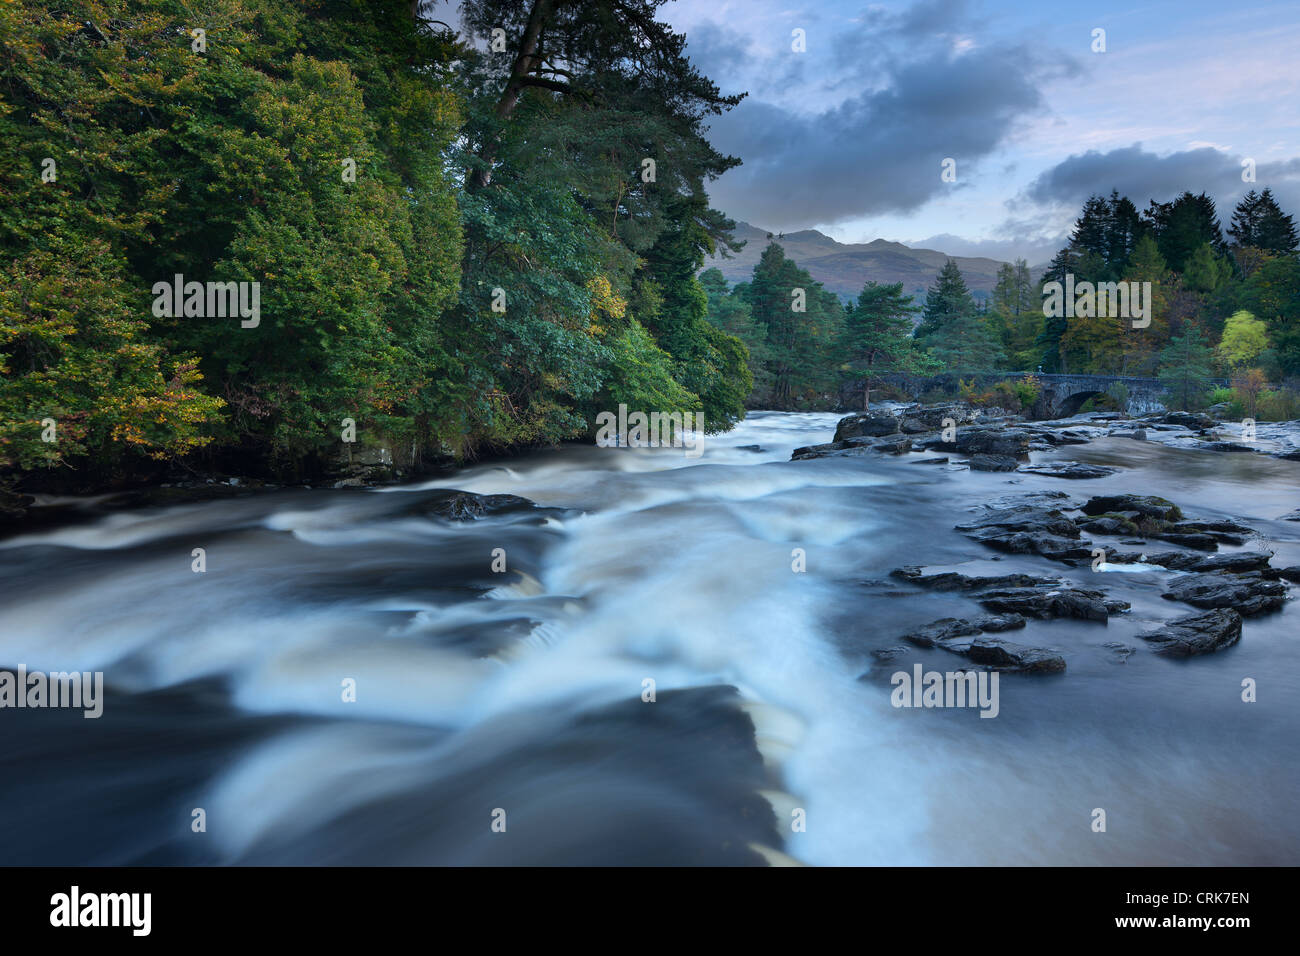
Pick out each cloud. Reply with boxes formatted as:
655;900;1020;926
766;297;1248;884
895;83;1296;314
910;231;1066;267
1025;144;1300;220
701;38;1076;229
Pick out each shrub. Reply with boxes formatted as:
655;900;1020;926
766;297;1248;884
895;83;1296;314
1257;389;1300;422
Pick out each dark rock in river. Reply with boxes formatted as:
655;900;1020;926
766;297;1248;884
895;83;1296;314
791;433;912;459
1019;462;1119;479
834;412;901;441
1142;530;1219;551
1103;642;1136;663
963;639;1067;674
1081;494;1183;521
890;567;1060;591
955;504;1091;558
1161;572;1289;616
1140;609;1242;656
417;490;538;521
967;454;1020;472
1200;441;1257;453
1160;411;1215;431
1146;551;1272;574
973;613;1027;632
1076;514;1140;535
901;618;983;648
976;586;1118;622
954;426;1032;457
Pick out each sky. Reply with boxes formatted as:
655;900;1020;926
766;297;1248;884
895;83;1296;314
662;0;1300;263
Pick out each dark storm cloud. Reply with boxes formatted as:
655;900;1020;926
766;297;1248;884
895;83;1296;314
701;42;1074;230
1026;144;1300;219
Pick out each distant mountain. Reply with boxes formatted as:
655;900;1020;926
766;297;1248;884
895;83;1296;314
705;221;1043;301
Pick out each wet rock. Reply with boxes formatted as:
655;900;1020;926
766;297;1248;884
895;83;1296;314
973;613;1027;632
417;490;538;521
963;639;1066;674
955;427;1033;457
1082;494;1182;521
967;454;1020;472
834;412;901;441
909;456;950;465
901;618;983;648
735;444;764;452
898;402;979;433
890;567;1059;591
1161;411;1215;430
1143;531;1219;551
871;646;912;664
1076;514;1140;535
976;587;1116;622
1103;642;1136;663
1168;519;1253;545
1161;572;1288;616
1277;567;1300;583
1140;609;1242;656
1146;551;1272;574
1279;509;1300;521
1200;441;1257;453
1019;462;1119;479
792;433;912;459
955;505;1090;558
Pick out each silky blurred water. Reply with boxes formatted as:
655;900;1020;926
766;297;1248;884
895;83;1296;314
1;411;1296;865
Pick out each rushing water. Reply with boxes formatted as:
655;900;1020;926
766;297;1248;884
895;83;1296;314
1;411;1297;865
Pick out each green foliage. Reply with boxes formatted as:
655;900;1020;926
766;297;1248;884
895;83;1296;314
1216;311;1270;369
1159;326;1215;411
841;281;922;408
2;0;757;482
1106;381;1130;413
740;243;843;408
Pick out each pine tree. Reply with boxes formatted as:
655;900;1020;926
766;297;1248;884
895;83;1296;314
1254;188;1299;255
842;282;920;408
1144;192;1225;272
1159;326;1214;411
915;259;977;341
1037;247;1078;371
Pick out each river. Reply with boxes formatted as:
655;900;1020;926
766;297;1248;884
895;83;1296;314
1;411;1297;865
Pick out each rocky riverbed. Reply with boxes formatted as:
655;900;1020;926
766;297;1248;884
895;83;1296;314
794;401;1299;681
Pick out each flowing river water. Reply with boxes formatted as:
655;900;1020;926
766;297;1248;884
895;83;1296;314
1;411;1297;865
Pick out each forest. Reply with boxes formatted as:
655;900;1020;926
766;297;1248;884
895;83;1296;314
1;0;752;486
4;1;1299;494
705;187;1300;418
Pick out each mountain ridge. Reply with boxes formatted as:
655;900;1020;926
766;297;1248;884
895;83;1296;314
706;220;1044;301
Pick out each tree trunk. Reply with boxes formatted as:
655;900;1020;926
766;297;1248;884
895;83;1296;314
469;0;553;189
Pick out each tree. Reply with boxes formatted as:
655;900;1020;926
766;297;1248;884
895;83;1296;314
1144;192;1226;273
1117;235;1171;375
1229;188;1298;255
1230;367;1268;419
1242;256;1300;376
842;282;920;408
989;259;1041;369
1159;326;1214;411
1037;246;1079;371
1216;311;1270;369
742;243;841;407
915;259;977;342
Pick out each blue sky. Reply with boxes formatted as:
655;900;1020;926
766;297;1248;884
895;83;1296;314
664;0;1300;262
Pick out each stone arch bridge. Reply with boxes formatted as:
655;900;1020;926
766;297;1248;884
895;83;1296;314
858;372;1227;417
